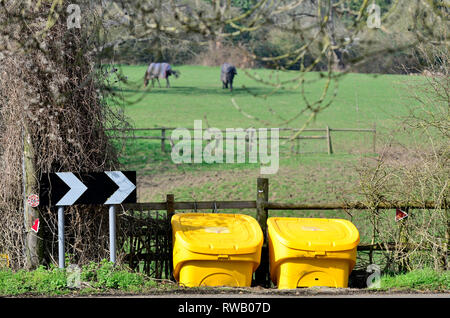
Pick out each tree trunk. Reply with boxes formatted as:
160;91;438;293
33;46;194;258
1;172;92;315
327;1;345;71
23;125;43;269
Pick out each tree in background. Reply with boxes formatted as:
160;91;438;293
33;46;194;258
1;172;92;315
91;0;447;134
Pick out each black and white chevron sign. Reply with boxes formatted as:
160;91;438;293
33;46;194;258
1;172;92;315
39;171;136;206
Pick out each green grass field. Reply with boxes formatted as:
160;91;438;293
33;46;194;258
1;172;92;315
109;65;427;250
114;65;418;129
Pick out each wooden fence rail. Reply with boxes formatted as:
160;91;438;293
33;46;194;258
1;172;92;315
108;125;377;155
121;177;444;243
122;200;439;213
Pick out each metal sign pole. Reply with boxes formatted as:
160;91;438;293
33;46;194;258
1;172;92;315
109;205;116;264
57;206;65;269
40;171;136;268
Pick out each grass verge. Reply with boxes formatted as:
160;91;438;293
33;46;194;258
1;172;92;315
0;259;171;296
1;262;448;296
379;268;450;291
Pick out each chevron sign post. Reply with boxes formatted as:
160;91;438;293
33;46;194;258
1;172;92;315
39;171;136;206
39;171;137;268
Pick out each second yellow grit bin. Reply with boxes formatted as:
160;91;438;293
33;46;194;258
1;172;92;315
171;213;263;287
268;217;360;289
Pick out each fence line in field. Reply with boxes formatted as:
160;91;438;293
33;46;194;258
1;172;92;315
123;200;438;213
107;125;377;155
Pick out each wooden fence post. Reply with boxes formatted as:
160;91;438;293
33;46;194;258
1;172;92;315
255;178;270;287
326;126;333;155
166;194;175;280
443;203;449;270
398;207;411;272
256;178;269;236
167;194;175;219
161;128;166;153
369;209;378;265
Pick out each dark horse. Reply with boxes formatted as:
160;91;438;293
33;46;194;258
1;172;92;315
221;63;237;92
144;62;179;88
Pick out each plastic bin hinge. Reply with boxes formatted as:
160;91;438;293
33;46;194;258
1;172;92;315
314;251;326;256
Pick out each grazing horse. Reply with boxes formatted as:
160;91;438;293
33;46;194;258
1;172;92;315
221;63;237;92
144;62;179;88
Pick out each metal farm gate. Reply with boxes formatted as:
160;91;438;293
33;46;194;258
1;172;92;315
117;209;172;279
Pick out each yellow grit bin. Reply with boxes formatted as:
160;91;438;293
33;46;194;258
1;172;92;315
268;217;360;289
171;213;263;287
